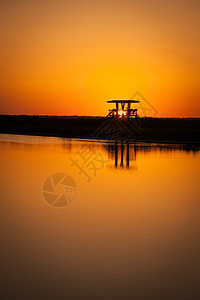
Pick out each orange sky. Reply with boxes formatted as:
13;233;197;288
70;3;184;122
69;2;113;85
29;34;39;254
0;0;200;117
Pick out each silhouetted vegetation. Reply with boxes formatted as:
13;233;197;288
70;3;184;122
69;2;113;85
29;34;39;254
0;115;200;144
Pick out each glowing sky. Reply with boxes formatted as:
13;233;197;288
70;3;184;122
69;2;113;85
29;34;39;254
0;0;200;116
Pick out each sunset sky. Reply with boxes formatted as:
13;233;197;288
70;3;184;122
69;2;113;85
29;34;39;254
0;0;200;117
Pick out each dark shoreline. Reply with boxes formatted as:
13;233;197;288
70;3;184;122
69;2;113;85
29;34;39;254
0;115;200;146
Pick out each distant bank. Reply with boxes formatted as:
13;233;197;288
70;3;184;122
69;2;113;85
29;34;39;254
0;115;200;145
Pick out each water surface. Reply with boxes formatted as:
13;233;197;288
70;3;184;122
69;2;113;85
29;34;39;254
0;134;200;299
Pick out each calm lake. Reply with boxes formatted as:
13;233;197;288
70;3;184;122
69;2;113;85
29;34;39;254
0;134;200;299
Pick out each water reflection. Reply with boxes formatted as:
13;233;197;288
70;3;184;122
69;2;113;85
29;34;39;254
0;134;200;300
0;134;200;171
105;141;137;169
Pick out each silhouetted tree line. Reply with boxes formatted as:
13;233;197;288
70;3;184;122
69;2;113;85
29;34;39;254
0;115;199;143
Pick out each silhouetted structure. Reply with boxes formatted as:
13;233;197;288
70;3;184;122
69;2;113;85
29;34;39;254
107;100;139;119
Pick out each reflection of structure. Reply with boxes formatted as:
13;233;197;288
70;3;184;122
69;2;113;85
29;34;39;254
106;141;137;169
107;100;139;119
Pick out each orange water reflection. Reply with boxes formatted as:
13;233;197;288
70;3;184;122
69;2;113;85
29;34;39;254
0;134;200;299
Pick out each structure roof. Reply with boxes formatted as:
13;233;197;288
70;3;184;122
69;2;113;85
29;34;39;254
107;100;139;103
